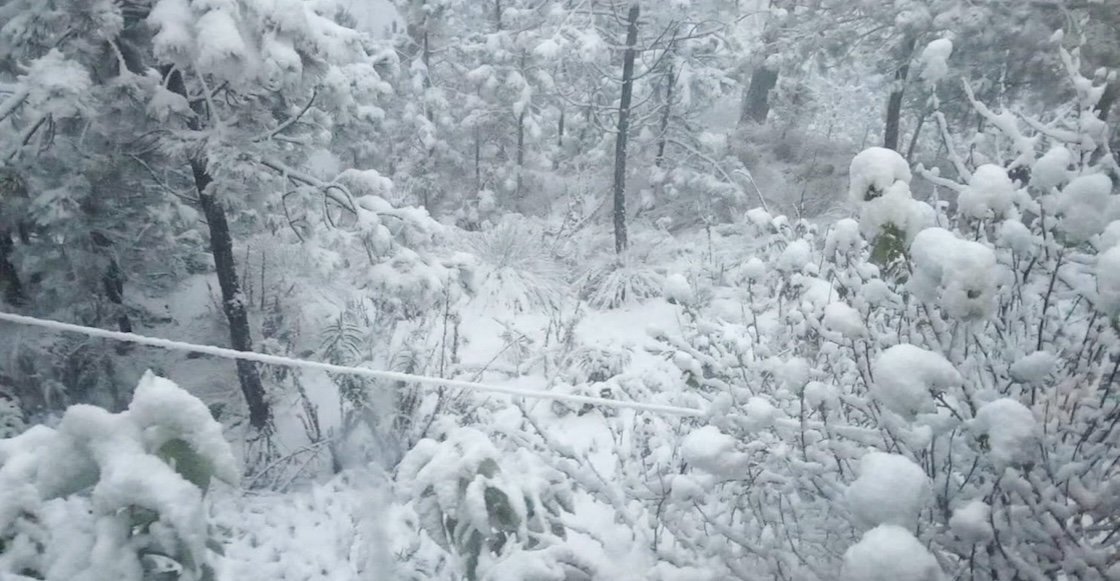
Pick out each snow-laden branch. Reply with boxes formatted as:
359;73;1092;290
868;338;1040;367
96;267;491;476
0;86;29;123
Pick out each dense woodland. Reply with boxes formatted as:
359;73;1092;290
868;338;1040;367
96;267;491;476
1;0;1119;580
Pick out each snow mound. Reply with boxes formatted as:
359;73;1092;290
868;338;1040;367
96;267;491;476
743;397;777;431
682;426;741;475
842;525;944;581
996;220;1036;256
1009;351;1056;384
871;344;962;419
957;164;1015;219
1057;174;1114;243
909;227;998;319
1097;220;1120;251
846;452;931;530
826;218;863;256
972;399;1037;466
823;302;867;338
949;500;993;544
664;273;694;304
1097;246;1120;316
849;147;912;204
919;38;953;84
742;257;766;282
777;240;812;273
1030;146;1073;190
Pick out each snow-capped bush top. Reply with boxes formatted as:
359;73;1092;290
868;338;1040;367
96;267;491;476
871;344;962;419
1097;246;1120;316
1030;146;1074;190
971;398;1037;467
919;38;953;84
957;164;1015;220
846;452;931;530
909;227;998;319
1056;173;1115;244
848;147;912;204
842;525;944;581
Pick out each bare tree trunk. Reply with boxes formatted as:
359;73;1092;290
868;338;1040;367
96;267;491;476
166;68;271;431
0;233;23;306
612;3;640;255
515;51;527;205
740;63;778;125
656;61;675;167
884;37;917;151
1098;80;1116;121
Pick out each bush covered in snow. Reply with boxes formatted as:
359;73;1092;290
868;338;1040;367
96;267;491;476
0;371;236;581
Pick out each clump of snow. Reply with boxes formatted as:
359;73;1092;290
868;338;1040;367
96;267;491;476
742;257;767;282
826;218;863;256
746;208;773;231
804;381;840;410
846;452;932;530
682;426;744;475
859;278;894;306
842;525;944;581
971;398;1037;466
1097;246;1120;316
743;397;777;431
1096;220;1120;251
949;500;993;544
909;227;998;319
849;147;912;204
919;38;953;84
777;240;812;273
871;344;962;419
957;164;1015;219
1057;174;1114;243
1009;351;1057;384
776;357;811;390
664;273;694;304
823;302;867;338
1030;146;1073;190
997;220;1036;256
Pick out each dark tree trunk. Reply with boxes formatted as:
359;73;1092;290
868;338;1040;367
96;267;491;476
192;162;271;430
0;233;23;306
884;37;917;151
612;3;640;255
1098;80;1116;121
515;51;527;204
474;125;481;192
656;61;675;167
165;67;271;431
90;231;133;354
904;108;929;163
740;64;778;125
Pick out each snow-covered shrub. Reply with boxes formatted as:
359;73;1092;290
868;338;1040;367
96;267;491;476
631;44;1120;578
578;259;664;310
395;427;578;581
465;216;568;314
0;371;237;581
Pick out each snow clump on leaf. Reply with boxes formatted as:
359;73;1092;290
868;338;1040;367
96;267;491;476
871;344;962;419
842;524;944;581
846;452;932;530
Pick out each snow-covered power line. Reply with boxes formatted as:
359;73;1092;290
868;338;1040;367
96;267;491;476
0;311;706;418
